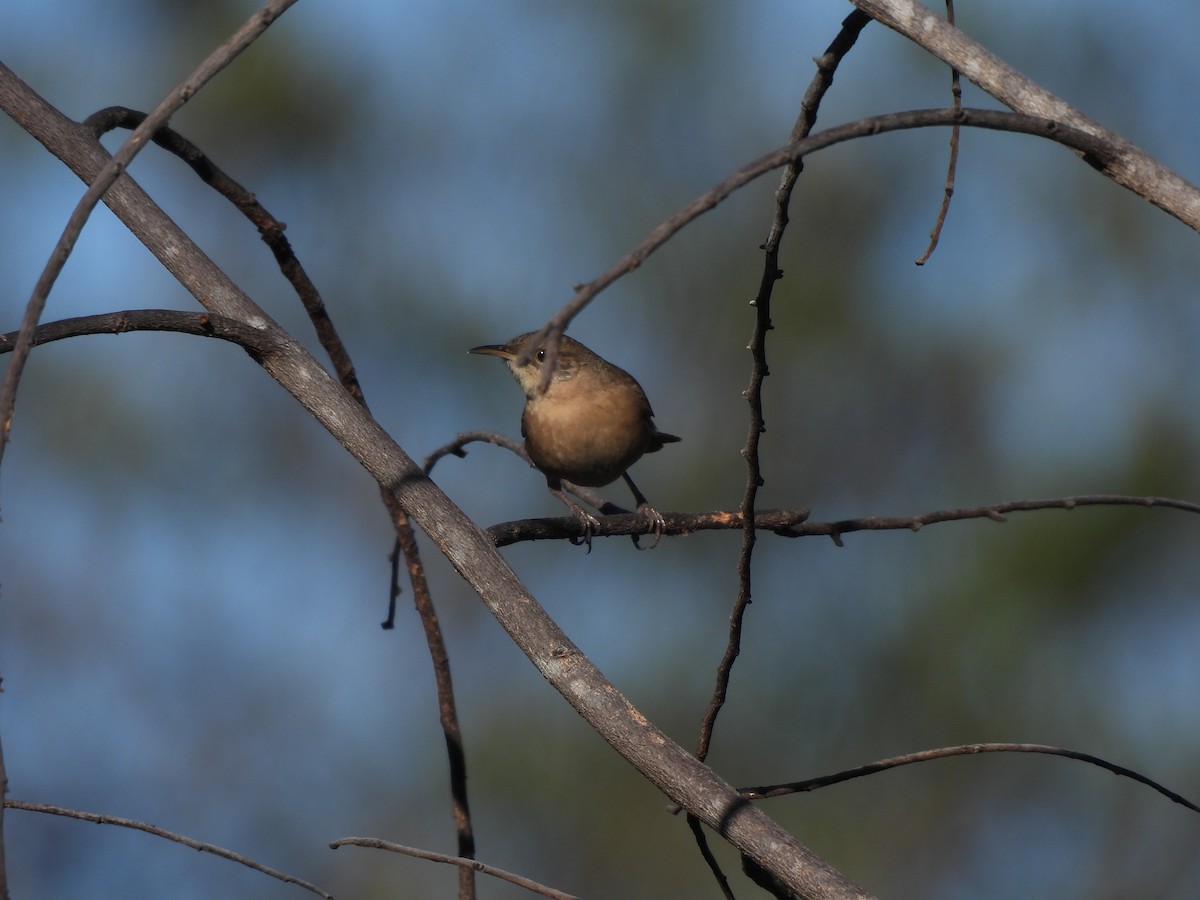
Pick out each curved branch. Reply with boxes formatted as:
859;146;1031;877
536;107;1126;344
0;309;274;356
738;742;1200;814
330;837;579;900
7;801;332;898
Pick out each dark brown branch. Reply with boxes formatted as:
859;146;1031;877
531;107;1119;355
7;801;332;898
482;493;1199;549
782;495;1200;546
914;0;960;265
487;508;811;548
691;18;873;891
81;106;366;407
0;0;299;475
737;743;1200;814
696;7;873;766
0;309;276;357
330;837;580;900
391;520;476;897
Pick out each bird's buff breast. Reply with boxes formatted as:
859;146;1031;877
522;388;649;486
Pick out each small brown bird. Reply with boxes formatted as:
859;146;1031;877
470;331;680;548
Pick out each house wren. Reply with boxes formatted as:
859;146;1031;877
470;331;680;548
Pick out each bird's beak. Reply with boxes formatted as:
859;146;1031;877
469;343;517;361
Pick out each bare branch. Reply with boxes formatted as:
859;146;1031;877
391;520;477;898
691;19;872;889
783;495;1200;545
914;0;961;265
7;801;331;898
487;508;811;548
481;493;1200;549
738;743;1200;814
851;0;1200;230
536;106;1123;345
330;837;579;900
0;309;274;357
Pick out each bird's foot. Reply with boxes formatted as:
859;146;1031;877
567;507;602;553
631;503;666;551
550;484;601;552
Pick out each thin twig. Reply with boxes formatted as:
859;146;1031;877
695;9;873;768
483;492;1200;548
0;0;298;475
7;801;332;897
915;0;960;265
686;814;736;899
329;838;579;900
784;494;1200;545
393;521;477;898
737;742;1200;813
525;106;1118;362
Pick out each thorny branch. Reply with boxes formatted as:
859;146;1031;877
687;18;873;888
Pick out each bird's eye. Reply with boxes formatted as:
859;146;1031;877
536;348;546;363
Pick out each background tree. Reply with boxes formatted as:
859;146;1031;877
2;1;1199;897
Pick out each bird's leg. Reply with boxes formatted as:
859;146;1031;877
546;477;601;552
622;471;666;550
